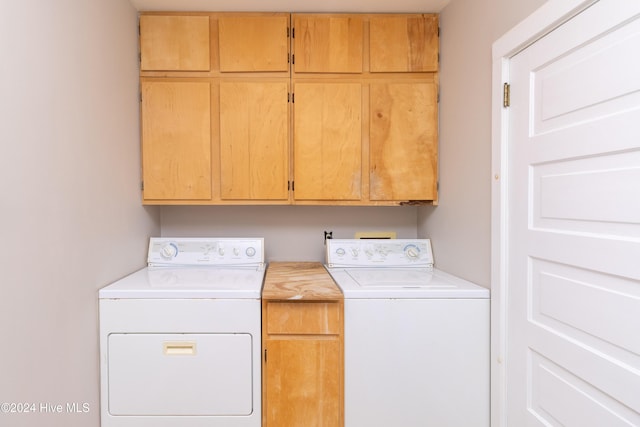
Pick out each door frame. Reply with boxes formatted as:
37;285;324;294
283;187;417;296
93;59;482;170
490;1;598;426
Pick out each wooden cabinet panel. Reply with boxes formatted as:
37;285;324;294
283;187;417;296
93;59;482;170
265;339;342;427
370;82;438;200
140;15;210;71
141;81;212;200
294;83;362;200
370;14;439;73
219;14;290;72
293;15;363;73
219;81;289;200
266;302;341;335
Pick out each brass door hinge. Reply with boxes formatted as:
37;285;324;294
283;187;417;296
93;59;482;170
503;83;511;108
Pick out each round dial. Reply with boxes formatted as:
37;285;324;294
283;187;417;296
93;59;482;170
160;243;178;260
335;248;346;256
404;244;421;260
246;247;256;257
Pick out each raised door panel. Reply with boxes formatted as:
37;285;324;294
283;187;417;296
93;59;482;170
219;81;289;200
142;81;212;200
294;83;362;200
140;15;210;71
293;15;363;73
219;14;290;72
265;339;342;427
370;82;438;201
370;14;439;73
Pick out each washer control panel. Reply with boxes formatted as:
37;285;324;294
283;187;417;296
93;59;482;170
326;239;434;268
147;238;264;267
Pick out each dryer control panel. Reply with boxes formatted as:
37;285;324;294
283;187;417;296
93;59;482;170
326;239;434;268
148;237;264;267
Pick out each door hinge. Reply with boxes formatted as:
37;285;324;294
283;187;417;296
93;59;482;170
503;83;510;108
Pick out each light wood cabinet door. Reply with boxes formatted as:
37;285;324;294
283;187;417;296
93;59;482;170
370;82;438;200
219;81;289;200
141;81;212;200
139;15;210;71
293;15;363;73
294;83;362;200
218;14;290;72
265;339;342;427
369;14;439;73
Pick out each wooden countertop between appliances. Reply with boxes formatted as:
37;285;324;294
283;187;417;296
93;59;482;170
263;262;343;300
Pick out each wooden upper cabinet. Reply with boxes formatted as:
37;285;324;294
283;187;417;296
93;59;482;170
369;14;439;72
293;14;363;73
370;81;438;200
141;81;212;200
294;82;362;200
219;81;289;200
218;14;290;72
139;15;210;71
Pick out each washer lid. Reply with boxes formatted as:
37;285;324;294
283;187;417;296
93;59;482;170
99;265;265;299
326;267;489;299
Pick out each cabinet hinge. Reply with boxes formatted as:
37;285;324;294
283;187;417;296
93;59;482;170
503;83;511;108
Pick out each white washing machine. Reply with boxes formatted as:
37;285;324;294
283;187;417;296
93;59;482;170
99;238;265;427
325;239;490;427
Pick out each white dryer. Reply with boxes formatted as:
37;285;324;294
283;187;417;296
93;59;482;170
325;239;490;427
99;238;265;427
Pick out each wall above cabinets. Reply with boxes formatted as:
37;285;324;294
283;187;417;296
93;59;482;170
139;12;439;206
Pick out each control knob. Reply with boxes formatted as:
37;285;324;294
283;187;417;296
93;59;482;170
160;243;178;260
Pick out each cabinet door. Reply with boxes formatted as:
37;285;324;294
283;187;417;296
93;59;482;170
370;82;438;200
140;15;210;71
294;83;362;200
219;81;289;200
369;14;439;73
142;81;212;200
293;15;363;73
265;339;342;427
219;14;290;72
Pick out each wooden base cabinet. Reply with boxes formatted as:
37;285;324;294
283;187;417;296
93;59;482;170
262;263;344;427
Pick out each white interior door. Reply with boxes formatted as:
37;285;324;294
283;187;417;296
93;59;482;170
504;1;640;425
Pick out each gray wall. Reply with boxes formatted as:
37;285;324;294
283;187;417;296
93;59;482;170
161;206;418;262
0;1;160;425
418;0;546;287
